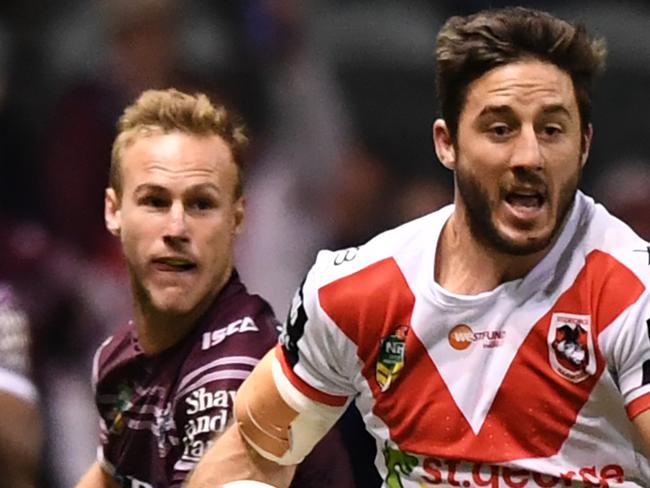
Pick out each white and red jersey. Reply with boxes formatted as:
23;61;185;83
276;191;650;487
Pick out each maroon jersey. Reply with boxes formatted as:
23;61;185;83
93;272;279;487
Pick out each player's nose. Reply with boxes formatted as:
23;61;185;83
510;125;543;170
163;201;189;244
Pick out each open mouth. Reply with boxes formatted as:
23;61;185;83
502;186;548;224
152;257;197;272
505;192;545;209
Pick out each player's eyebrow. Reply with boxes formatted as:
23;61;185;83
477;104;572;118
133;183;168;196
540;104;572;118
477;105;516;118
132;182;221;196
473;105;518;129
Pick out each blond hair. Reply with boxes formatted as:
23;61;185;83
110;88;248;198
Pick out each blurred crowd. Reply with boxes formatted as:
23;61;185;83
0;0;649;486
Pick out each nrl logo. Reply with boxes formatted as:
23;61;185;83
376;325;408;392
548;313;595;383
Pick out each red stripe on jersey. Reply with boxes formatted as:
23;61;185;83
626;392;650;419
275;344;348;407
318;257;416;391
319;250;645;462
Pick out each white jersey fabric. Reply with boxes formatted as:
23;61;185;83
275;191;650;487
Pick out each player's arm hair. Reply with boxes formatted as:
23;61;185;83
74;462;119;488
0;391;43;488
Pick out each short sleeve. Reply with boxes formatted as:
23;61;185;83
607;292;650;418
277;251;358;406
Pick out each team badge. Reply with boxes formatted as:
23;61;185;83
109;383;134;434
376;325;408;392
548;313;595;383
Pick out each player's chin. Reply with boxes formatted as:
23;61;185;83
150;290;202;316
496;226;556;256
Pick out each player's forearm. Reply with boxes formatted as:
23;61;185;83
74;462;119;488
186;424;296;488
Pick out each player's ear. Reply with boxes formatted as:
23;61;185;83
580;123;593;167
232;196;245;236
105;187;122;236
433;119;456;170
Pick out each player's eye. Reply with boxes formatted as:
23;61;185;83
543;125;562;137
188;197;216;211
487;123;513;139
139;195;168;208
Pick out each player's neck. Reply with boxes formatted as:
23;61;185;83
132;311;194;355
130;269;233;355
131;293;213;356
435;212;546;295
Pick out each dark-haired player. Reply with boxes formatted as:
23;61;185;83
188;7;650;487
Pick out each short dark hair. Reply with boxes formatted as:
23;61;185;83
436;7;607;142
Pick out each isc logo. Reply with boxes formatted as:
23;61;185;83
201;317;259;350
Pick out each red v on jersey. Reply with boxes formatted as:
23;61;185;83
319;250;645;462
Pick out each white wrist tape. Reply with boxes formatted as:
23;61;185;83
266;358;346;465
233;350;348;466
220;481;277;488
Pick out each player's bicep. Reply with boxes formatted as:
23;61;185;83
235;349;347;466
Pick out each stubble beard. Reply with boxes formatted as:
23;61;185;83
455;161;581;257
129;267;192;322
128;262;232;326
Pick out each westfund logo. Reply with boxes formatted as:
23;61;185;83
448;324;505;350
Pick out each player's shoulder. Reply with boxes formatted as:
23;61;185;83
583;193;650;285
92;322;137;386
306;206;451;292
190;273;280;362
172;277;279;414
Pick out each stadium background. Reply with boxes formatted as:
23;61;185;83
0;0;648;485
